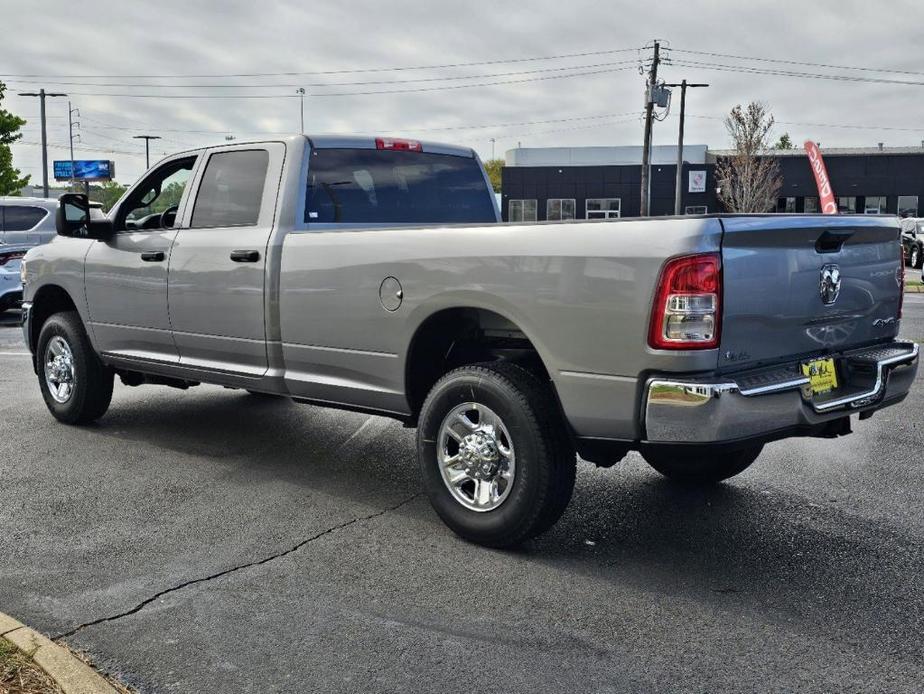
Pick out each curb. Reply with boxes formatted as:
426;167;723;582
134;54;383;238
0;611;118;694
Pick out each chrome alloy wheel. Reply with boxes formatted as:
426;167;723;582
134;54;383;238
437;402;515;512
44;335;76;404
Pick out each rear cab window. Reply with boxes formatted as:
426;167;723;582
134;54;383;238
304;147;496;226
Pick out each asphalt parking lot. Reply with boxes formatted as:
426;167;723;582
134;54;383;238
1;299;922;693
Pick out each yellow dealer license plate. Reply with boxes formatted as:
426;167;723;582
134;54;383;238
802;358;839;395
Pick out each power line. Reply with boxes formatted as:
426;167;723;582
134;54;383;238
32;66;638;99
3;60;641;89
670;59;924;87
74;110;643;137
682;113;924;133
15;140;148;157
0;47;644;80
672;48;924;78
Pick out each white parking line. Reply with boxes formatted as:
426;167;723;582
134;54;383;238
0;352;31;356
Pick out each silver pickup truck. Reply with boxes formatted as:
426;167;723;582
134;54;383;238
20;135;919;547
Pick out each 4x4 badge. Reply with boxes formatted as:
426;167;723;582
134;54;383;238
819;264;841;305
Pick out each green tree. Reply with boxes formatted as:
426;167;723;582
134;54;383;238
89;181;127;212
773;132;795;150
150;181;185;213
483;158;503;193
0;81;30;195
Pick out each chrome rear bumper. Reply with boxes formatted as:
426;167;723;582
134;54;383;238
644;342;919;443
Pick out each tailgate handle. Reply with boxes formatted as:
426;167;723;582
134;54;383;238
815;229;854;254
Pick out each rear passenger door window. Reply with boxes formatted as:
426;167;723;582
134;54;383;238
191;150;269;228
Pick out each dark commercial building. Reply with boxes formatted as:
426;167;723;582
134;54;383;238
500;144;924;221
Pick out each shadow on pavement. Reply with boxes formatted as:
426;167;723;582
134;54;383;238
49;387;924;667
534;469;924;665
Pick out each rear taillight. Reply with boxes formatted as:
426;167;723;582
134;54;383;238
0;252;25;268
375;137;422;152
898;240;905;319
648;253;722;350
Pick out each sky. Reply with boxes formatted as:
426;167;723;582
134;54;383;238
3;0;924;185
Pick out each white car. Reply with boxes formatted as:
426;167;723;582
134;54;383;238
0;197;60;246
0;243;29;313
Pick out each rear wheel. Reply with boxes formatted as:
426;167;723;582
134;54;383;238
642;444;763;484
417;362;575;548
37;311;113;425
910;245;921;269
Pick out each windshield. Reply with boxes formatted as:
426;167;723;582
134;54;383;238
305;148;496;225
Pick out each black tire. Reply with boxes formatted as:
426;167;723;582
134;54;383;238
908;246;921;269
642;444;763;484
417;361;575;548
37;311;114;425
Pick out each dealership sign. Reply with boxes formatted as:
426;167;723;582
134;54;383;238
803;141;837;214
688;170;707;193
53;160;115;182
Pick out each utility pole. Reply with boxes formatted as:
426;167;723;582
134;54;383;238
664;80;709;215
296;88;306;134
490;137;496;160
17;89;67;198
639;41;661;217
67;102;81;192
133;134;161;169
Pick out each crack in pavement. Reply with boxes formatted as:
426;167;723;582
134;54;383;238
53;493;421;641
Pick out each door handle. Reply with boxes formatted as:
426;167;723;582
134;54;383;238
230;250;261;263
140;251;165;262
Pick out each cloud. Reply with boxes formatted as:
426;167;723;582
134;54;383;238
4;0;923;184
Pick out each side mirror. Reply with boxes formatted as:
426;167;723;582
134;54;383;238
55;193;114;241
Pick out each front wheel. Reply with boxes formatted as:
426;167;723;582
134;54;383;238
641;444;763;484
37;311;114;425
417;362;575;548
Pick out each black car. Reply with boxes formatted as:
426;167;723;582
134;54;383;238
901;218;924;269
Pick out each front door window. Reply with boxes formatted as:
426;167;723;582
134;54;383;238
119;158;196;231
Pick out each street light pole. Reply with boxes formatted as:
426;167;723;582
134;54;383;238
133;134;161;170
296;88;306;134
664;80;709;215
17;89;67;198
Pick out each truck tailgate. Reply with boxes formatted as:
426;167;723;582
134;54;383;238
719;215;903;372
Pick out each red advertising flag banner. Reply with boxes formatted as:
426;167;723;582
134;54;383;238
804;141;838;214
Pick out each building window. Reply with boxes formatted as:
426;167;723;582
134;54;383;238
804;197;819;213
684;205;708;215
898;195;919;217
585;198;620;219
864;196;887;214
837;196;857;214
777;197;797;213
547;199;576;221
508;199;537;223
